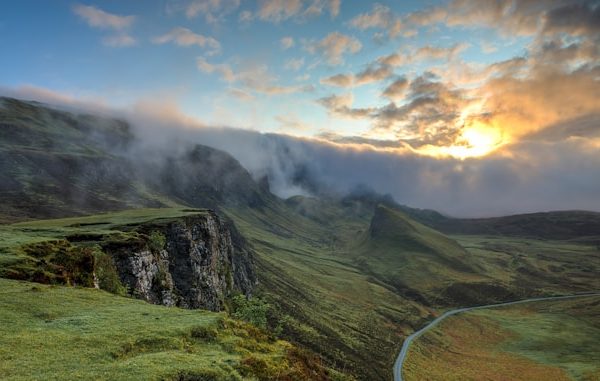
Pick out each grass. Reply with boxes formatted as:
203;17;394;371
0;207;203;277
0;278;303;381
225;201;437;380
354;205;485;301
453;235;600;295
225;198;600;380
403;296;600;381
1;201;599;380
0;205;346;380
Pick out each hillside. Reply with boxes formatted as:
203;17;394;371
402;206;600;242
0;278;338;381
1;97;600;380
354;205;483;305
0;97;268;223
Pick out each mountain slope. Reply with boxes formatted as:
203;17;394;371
354;205;490;305
2;97;600;380
401;205;600;242
0;97;269;222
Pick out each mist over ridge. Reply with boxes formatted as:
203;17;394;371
3;89;598;218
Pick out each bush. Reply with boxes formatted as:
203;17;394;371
54;245;96;287
148;231;166;253
93;248;127;295
230;295;270;330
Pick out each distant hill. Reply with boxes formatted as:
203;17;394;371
0;97;269;222
354;205;492;305
400;206;600;241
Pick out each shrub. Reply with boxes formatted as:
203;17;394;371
148;231;166;253
54;245;96;287
93;247;127;295
230;295;270;330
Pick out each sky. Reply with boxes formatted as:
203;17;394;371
1;0;600;216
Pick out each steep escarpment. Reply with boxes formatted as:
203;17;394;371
2;209;256;312
105;212;255;311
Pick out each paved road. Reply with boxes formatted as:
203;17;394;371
393;292;600;381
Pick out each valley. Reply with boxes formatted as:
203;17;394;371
0;97;599;380
402;295;600;380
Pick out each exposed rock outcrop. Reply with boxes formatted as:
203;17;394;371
103;211;255;311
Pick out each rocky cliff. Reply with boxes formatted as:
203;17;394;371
103;211;255;311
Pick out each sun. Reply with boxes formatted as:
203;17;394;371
420;121;504;159
448;124;503;159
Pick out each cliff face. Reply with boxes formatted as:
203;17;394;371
104;211;255;311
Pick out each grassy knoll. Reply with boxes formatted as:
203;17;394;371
403;296;600;381
0;278;341;381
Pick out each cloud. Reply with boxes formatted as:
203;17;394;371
320;73;353;87
477;65;600;142
377;43;468;68
318;92;374;119
320;63;393;87
197;57;236;82
183;0;241;22
276;114;312;132
73;4;136;47
480;41;498;54
543;1;600;36
304;32;362;65
295;73;311;81
284;57;305;71
355;64;393;85
102;33;137;47
371;73;469;146
228;88;255;101
238;10;254;22
255;0;341;22
349;3;390;30
197;58;310;95
257;0;303;22
73;4;135;30
328;0;341;18
280;36;295;49
348;3;408;38
4;85;600;217
153;27;221;54
404;0;600;39
382;77;409;101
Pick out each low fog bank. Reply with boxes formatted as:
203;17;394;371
124;101;600;217
3;90;600;218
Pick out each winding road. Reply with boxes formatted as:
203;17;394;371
393;292;600;381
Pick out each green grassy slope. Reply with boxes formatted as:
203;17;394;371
402;205;600;242
354;205;483;304
0;278;338;381
453;235;600;296
403;296;600;381
226;200;433;381
227;198;600;379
